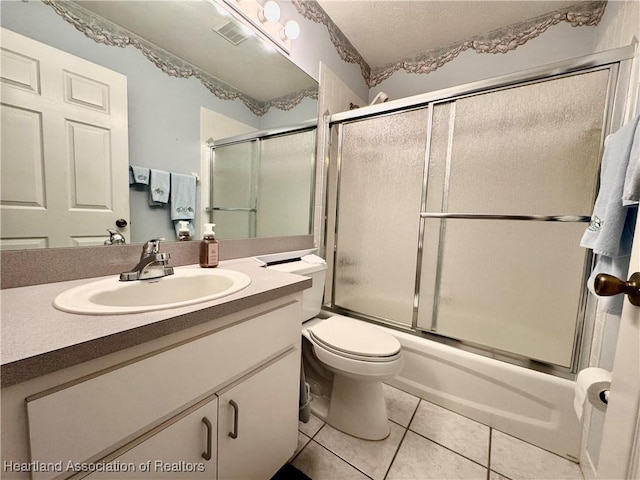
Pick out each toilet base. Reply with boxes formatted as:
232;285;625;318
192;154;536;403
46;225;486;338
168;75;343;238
327;374;389;440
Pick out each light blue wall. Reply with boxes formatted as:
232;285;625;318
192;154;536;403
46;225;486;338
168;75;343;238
1;0;315;243
259;97;318;129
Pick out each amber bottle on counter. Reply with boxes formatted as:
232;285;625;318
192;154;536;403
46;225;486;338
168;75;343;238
199;223;219;268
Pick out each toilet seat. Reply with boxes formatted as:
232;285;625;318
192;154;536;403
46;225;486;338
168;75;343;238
308;316;401;362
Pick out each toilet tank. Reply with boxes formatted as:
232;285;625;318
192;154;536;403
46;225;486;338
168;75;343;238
264;254;327;322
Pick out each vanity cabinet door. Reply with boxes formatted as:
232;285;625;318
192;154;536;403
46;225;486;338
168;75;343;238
217;350;299;480
86;395;218;479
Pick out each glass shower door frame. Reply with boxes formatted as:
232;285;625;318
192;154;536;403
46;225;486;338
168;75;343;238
325;45;636;378
208;120;317;239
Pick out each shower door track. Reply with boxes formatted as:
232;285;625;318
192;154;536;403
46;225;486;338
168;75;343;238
329;45;635;125
419;213;591;222
324;44;636;379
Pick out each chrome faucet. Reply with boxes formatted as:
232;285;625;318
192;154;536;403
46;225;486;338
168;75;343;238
104;229;126;245
120;238;174;281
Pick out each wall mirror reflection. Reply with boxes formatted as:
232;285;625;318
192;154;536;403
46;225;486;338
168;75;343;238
210;122;316;240
0;0;318;251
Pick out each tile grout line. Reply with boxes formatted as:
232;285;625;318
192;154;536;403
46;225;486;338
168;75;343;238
382;398;423;480
406;423;490;471
312;438;376;480
487;428;493;480
402;394;491;473
291;420;327;463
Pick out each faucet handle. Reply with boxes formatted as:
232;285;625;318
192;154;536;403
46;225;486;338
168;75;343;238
142;238;165;254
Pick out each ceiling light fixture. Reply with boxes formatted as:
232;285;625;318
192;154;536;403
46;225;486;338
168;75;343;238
258;0;281;23
281;20;300;40
218;0;297;54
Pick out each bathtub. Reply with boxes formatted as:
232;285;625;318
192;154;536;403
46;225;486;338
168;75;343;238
379;325;581;461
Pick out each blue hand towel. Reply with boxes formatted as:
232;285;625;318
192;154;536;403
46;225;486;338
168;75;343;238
130;165;150;185
623;120;640;206
581;115;640;314
581;116;640;257
149;169;170;206
170;173;196;220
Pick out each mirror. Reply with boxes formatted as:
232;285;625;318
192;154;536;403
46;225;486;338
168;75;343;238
0;0;318;250
210;123;316;240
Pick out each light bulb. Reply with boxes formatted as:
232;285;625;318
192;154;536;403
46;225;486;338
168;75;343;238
282;20;300;40
259;0;280;23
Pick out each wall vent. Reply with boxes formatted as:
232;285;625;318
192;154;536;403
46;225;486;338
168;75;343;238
213;21;250;45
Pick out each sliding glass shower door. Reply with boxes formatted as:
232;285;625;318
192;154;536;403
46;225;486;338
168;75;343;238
210;126;315;239
418;71;609;367
211;141;258;239
333;109;429;326
329;60;622;372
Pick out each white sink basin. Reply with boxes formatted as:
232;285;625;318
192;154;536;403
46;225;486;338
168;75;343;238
53;267;251;315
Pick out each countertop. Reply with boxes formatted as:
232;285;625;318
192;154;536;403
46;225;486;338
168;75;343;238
0;258;311;387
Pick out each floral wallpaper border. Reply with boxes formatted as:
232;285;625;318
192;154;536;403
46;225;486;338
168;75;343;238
43;0;317;116
292;0;606;87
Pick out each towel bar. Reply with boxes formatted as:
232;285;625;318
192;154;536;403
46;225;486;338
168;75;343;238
206;207;257;212
419;213;591;222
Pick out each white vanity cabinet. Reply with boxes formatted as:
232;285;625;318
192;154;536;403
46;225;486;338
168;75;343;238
87;394;219;479
24;298;302;480
217;351;299;480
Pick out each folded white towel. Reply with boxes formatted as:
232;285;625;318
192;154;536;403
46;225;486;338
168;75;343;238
581;115;640;314
170;173;196;220
149;169;170;206
129;168;135;185
130;165;150;185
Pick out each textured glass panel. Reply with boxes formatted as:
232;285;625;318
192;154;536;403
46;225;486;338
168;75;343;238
334;108;429;325
445;70;609;215
211;141;256;209
421;220;587;367
257;130;315;237
212;211;253;240
211;142;256;240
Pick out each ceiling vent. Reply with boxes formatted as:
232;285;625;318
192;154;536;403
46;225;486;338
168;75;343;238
213;21;251;46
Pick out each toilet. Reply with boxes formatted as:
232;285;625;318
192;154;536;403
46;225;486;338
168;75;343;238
264;252;403;440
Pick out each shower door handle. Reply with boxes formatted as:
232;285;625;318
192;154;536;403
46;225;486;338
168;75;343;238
594;272;640;306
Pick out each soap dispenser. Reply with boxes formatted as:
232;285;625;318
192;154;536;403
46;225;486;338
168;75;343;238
199;223;219;268
178;221;191;241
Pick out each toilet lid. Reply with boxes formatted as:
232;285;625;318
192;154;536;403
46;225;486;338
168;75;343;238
308;316;401;358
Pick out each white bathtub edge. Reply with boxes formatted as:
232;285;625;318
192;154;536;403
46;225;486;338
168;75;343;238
380;325;582;461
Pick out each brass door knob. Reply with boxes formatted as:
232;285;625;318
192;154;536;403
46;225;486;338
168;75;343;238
594;272;640;306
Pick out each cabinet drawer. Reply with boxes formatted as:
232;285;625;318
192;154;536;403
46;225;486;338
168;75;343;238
27;300;300;480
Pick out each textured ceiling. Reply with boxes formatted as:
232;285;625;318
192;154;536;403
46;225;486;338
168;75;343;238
73;1;318;102
315;1;584;67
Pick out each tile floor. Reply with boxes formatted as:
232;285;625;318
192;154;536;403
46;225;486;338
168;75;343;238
289;384;584;480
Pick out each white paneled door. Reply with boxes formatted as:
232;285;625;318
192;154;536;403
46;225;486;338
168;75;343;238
597;209;640;479
0;28;129;249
